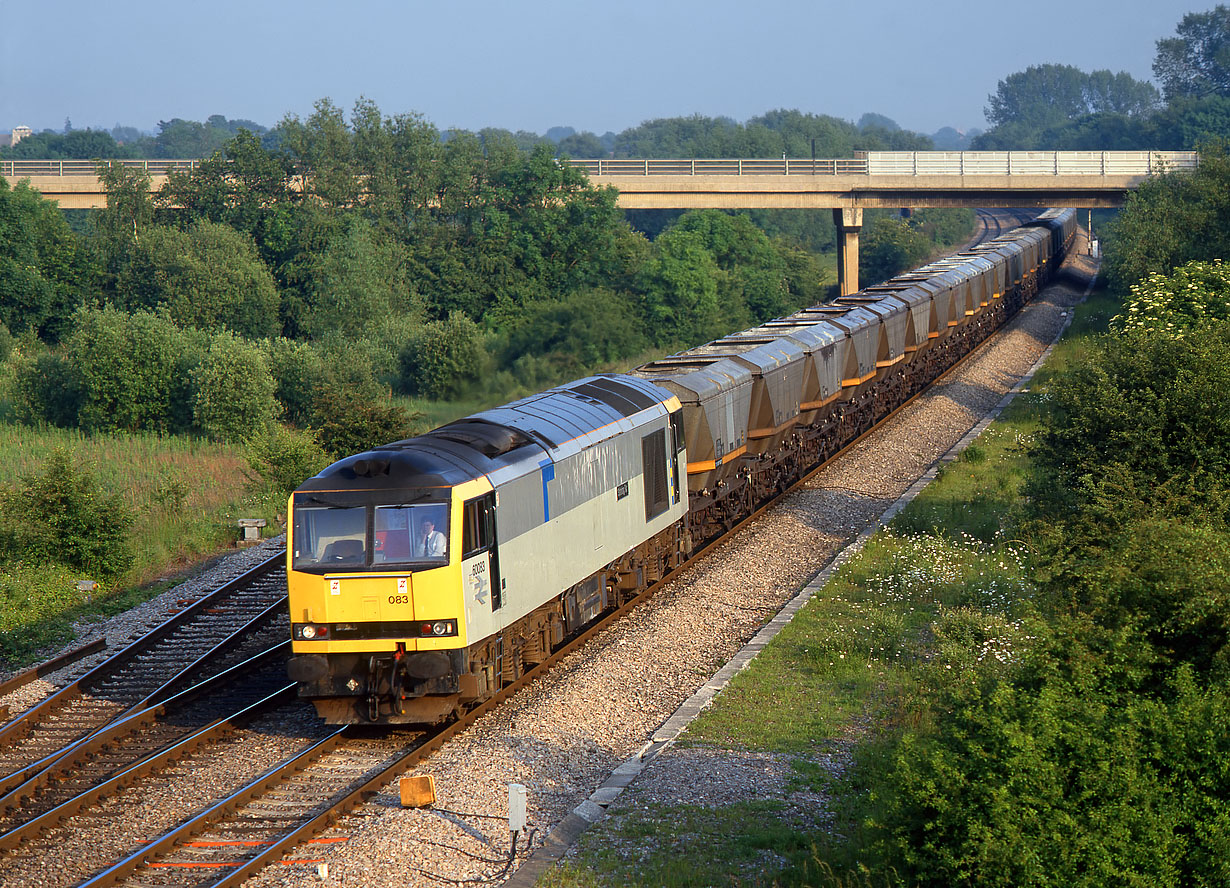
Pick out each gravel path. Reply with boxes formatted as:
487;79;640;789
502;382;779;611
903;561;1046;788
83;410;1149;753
237;246;1098;888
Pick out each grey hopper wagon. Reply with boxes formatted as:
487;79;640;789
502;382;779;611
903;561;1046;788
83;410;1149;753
691;333;809;454
630;357;752;494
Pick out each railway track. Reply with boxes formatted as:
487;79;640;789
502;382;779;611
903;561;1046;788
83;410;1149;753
0;557;289;815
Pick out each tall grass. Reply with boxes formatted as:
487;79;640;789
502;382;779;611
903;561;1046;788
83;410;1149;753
0;424;281;665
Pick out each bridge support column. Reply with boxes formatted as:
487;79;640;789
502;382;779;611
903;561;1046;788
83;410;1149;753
833;208;863;296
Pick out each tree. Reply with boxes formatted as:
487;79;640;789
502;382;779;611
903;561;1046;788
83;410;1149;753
0;178;95;341
192;331;279;442
860;216;933;286
1154;5;1230;101
158;128;299;268
116;221;281;338
556;131;607;158
397;311;487;400
985;64;1159;132
635;228;723;347
1112;259;1230;334
0;128;132;160
0;450;133;577
1103;144;1230;292
58;307;203;433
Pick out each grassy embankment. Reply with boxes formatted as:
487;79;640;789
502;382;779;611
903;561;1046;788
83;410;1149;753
539;284;1119;887
0;422;289;664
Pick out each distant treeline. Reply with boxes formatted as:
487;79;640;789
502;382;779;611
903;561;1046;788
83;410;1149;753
1;98;975;459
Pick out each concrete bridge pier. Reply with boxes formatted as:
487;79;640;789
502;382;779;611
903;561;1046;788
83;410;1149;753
833;207;863;296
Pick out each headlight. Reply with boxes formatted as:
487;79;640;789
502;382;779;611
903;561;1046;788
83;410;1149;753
301;625;317;639
432;621;449;636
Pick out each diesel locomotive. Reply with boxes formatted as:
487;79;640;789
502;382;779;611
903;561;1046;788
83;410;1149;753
286;208;1077;724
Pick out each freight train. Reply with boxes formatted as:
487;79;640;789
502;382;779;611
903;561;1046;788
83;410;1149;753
286;209;1077;724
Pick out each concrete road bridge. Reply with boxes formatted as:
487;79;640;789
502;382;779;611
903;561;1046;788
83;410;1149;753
2;150;1199;294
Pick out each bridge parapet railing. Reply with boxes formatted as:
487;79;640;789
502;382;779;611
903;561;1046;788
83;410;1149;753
1;159;201;177
863;150;1200;176
566;151;1199;177
568;158;869;176
3;152;1200;180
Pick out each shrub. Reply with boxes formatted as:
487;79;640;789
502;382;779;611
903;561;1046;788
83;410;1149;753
261;337;328;427
397;311;487;400
245;424;332;500
192;331;279;443
59;306;203;434
12;347;82;427
116;221;281;338
0;449;133;577
868;624;1203;888
312;384;418;458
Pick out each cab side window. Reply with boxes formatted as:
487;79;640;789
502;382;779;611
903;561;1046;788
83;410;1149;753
462;495;495;560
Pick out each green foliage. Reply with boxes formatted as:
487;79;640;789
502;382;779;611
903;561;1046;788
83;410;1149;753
869;626;1229;888
261;337;328;427
57;307;203;433
1024;324;1230;527
11;347;82;427
1102;145;1230;292
311;385;417;458
984;64;1160;131
0;449;132;577
191;331;279;442
397;311;487;400
1111;259;1230;333
497;288;647;375
293;216;415;340
114;221;281;337
0;128;133;160
860;217;933;286
244;424;331;499
0;562;95;660
635;228;723;347
1153;5;1230;102
0;178;95;341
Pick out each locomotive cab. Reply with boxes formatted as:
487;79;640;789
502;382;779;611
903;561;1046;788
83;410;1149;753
286;450;496;724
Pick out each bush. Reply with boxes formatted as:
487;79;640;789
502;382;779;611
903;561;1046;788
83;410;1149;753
58;306;203;433
860;217;933;286
0;449;133;577
116;221;281;338
1024;324;1230;527
12;347;83;427
312;384;418;458
245;424;332;499
868;625;1226;888
497;288;647;375
397;311;487;400
192;331;279;442
261;337;328;427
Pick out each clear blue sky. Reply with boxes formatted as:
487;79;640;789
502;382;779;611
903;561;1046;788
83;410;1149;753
0;0;1205;138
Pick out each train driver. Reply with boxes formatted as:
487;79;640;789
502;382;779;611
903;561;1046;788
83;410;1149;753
416;514;447;559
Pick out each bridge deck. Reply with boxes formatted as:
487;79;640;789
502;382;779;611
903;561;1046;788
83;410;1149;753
0;151;1200;211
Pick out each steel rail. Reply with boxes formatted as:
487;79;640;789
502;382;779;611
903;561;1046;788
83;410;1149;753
0;642;292;827
0;638;108;698
0;592;289;798
0;682;299;853
0;552;285;760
